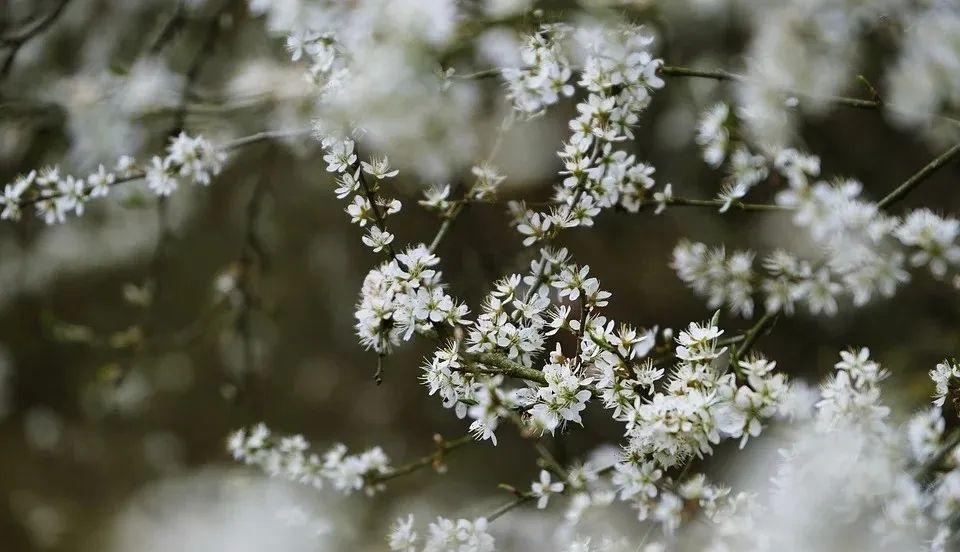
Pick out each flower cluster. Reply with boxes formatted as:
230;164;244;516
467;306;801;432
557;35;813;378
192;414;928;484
135;4;960;548
408;304;797;538
259;0;477;179
465;273;553;364
418;249;666;448
283;31;342;94
421;343;477;420
355;244;469;354
461;375;525;445
930;359;960;409
503;24;574;115
543;350;960;548
672;241;756;318
319;134;403;253
0;133;224;224
673;135;960;318
717;146;769;212
895;209;960;278
388;515;494;552
694;102;770;210
228;423;392;496
815;348;890;432
733;350;960;551
695;102;732;168
619;319;788;468
887;5;960;128
9;0;960;549
525;346;594;434
510;24;668;246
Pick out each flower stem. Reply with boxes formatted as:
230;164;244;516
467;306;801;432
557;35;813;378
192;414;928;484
429;202;465;253
731;311;779;367
355;164;398;260
486;493;534;521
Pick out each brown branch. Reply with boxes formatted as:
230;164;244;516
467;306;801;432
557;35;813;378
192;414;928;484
428;201;465;253
170;0;237;135
659;65;883;111
235;146;275;382
658;64;960;126
1;0;72;81
639;197;791;212
370;434;474;483
486;492;534;521
877;142;960;210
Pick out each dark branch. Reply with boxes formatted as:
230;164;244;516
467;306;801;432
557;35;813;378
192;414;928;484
1;0;73;81
877;142;960;210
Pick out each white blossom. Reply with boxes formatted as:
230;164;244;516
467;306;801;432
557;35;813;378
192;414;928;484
388;515;418;552
423;517;494;552
895;209;960;278
531;469;565;509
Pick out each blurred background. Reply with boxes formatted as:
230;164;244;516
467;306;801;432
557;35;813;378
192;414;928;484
1;0;959;550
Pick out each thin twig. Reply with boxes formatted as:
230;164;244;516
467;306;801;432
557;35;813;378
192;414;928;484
222;127;313;150
486;493;534;521
519;144;602;302
140;0;238;362
456;68;501;80
456;351;603;395
235;146;275;383
877;142;960;210
371;434;474;483
357;172;398;259
639;197;791;212
485;463;618;523
1;0;73;81
658;64;960;126
170;0;236;134
534;442;568;479
13;128;310;209
730;311;780;375
428;202;464;253
428;115;512;253
374;353;385;385
660;65;880;111
458;60;960;125
148;1;187;54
